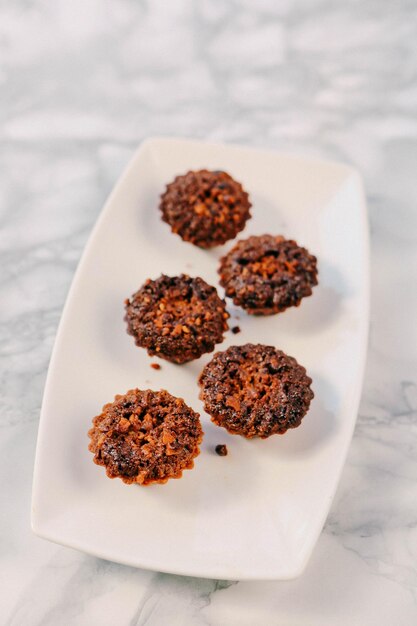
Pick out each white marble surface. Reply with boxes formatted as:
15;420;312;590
1;1;417;624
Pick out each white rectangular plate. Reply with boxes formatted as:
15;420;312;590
32;137;369;580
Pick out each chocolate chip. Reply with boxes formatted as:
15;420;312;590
215;444;228;456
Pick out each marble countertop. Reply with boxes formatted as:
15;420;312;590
1;1;417;624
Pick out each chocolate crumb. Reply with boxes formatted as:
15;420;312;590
151;363;161;370
215;444;228;456
231;326;241;334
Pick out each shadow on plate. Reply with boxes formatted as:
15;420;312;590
237;261;350;337
141;424;260;513
137;186;209;265
252;374;339;459
92;291;144;371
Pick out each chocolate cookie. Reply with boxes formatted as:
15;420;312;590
88;388;203;485
219;235;318;315
160;170;251;248
125;274;229;364
199;343;314;438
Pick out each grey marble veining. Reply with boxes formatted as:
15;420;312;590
1;1;417;624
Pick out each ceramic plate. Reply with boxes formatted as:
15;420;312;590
32;137;369;580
